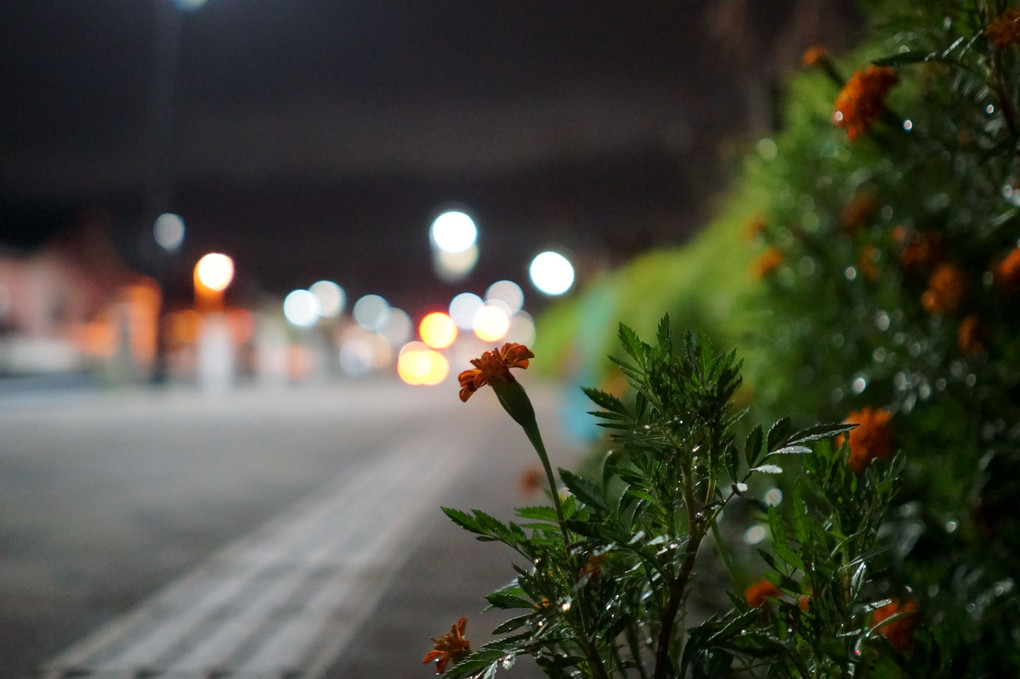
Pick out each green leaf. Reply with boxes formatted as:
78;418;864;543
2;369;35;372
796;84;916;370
491;614;533;634
625;487;657;504
618;322;645;363
485;591;535;610
515;506;559;522
725;441;740;482
772;539;806;572
442;506;494;537
757;547;778;570
559;468;606;511
790;482;810;546
769;444;811;456
581;386;628;415
744;425;764;468
656;314;672;352
471;509;512;538
766;506;801;572
785;422;854;446
767;418;792;451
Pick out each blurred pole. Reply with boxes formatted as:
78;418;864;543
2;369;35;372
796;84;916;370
143;0;184;383
143;0;182;234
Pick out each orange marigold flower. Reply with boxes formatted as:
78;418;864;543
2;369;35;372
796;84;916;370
838;407;894;474
986;9;1020;48
833;65;899;141
872;599;918;651
745;578;782;609
423;617;471;674
858;244;878;281
458;342;534;402
958;315;985;356
898;230;944;274
750;247;784;279
993;247;1020;298
802;45;828;67
840;191;879;233
921;262;966;314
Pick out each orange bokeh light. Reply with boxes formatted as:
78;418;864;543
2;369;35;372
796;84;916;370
397;341;450;386
195;253;234;292
419;311;458;349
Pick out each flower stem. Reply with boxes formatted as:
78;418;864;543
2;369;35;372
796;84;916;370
493;379;571;547
521;420;571;546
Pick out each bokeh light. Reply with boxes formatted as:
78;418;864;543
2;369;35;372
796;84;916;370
505;310;537;346
433;244;479;282
338;332;391;378
430;210;477;253
529;251;574;295
352;294;392;332
195;253;234;292
485;280;524;315
309;280;345;318
380;307;413;347
419;312;458;349
283;289;320;328
472;304;511;342
397;341;450;386
449;292;484;330
153;213;185;252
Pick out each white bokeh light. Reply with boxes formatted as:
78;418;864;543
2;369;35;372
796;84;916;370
485;280;524;315
153;213;185;252
380;307;413;347
352;294;392;332
309;280;345;318
283;289;320;328
529;251;575;296
449;292;484;330
433;244;479;281
506;310;537;346
430;210;477;253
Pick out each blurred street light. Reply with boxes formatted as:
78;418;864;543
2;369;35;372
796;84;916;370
194;252;234;311
449;292;484;330
309;280;345;318
283;289;321;328
419;312;458;349
429;208;479;282
472;304;511;342
430;210;477;253
153;212;185;252
529;250;575;296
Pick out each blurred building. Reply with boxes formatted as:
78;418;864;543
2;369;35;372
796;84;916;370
0;207;160;380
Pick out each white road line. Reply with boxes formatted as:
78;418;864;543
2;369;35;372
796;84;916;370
39;429;478;678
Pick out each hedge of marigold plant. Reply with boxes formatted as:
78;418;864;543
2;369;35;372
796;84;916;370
428;323;906;678
428;1;1019;676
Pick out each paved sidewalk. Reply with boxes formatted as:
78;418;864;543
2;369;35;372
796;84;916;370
30;383;584;679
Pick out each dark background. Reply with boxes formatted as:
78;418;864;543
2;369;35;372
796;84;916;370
0;0;860;312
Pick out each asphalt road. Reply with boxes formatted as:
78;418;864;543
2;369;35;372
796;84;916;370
0;377;586;678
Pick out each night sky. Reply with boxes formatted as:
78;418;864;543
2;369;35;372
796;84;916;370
0;1;859;313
